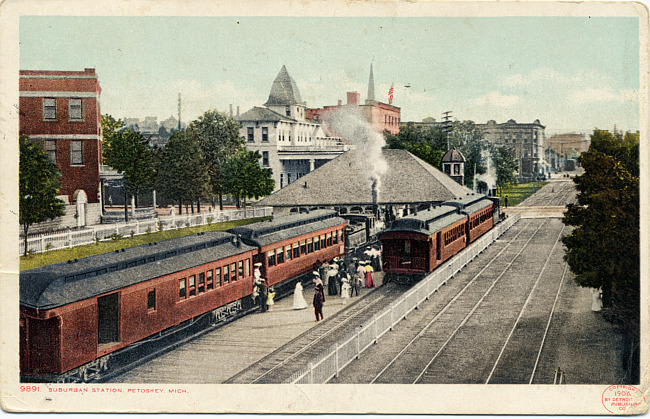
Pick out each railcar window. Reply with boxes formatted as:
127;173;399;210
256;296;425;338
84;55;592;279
401;241;411;264
238;260;244;277
223;265;229;284
300;241;306;255
147;289;156;310
245;259;250;277
166;251;176;258
215;268;221;286
307;238;313;253
293;243;299;258
207;270;214;290
321;235;326;249
268;251;276;267
286;246;292;261
327;233;332;247
189;275;196;296
339;230;343;243
333;231;338;244
198;273;205;293
276;248;284;264
179;278;186;300
230;262;237;281
109;265;118;272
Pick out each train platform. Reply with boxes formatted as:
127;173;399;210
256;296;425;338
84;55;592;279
111;272;385;384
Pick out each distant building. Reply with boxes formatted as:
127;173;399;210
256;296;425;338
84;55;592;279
19;68;103;231
307;64;401;135
545;133;588;171
477;119;548;182
234;65;349;191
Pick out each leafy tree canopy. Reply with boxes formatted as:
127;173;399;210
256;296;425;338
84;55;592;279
384;123;447;169
449;120;488;188
562;129;639;338
494;146;518;189
223;149;275;208
19;136;65;254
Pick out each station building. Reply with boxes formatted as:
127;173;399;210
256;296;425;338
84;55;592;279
255;148;472;217
235;66;349;192
19;68;103;232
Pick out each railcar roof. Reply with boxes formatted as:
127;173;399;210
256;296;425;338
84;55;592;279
443;193;490;208
463;199;493;214
20;232;256;310
380;205;466;236
227;210;347;247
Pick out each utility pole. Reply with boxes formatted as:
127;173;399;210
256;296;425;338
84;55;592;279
442;111;453;150
177;93;182;130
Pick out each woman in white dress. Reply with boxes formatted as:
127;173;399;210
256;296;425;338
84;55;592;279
340;273;351;304
293;282;308;310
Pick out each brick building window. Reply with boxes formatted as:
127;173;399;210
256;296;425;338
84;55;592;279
43;98;57;120
69;98;83;120
262;151;269;167
247;127;254;142
70;141;84;165
45;140;57;163
262;127;268;142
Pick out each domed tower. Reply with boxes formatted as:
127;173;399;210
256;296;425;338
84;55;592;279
442;148;466;186
264;65;306;121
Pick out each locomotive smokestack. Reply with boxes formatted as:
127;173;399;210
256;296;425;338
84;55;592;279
371;178;378;206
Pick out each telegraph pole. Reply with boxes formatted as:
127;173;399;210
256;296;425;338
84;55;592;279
442;111;453;150
177;93;182;130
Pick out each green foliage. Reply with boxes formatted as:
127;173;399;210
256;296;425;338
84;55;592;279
188;110;244;207
562;129;639;337
156;129;211;207
102;120;155;203
157;220;164;232
109;233;123;241
206;217;213;225
19;136;66;255
449;121;487;188
94;236;100;245
493;147;518;190
384;124;447;168
145;225;152;234
223;149;275;207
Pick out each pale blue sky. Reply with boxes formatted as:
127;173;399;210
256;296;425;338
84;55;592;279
20;16;640;134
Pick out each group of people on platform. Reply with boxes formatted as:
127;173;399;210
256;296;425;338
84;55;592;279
252;245;383;323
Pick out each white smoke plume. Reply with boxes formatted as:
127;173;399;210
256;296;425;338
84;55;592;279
475;148;497;191
322;107;388;202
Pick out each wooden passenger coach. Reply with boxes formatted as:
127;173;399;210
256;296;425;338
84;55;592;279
20;210;347;378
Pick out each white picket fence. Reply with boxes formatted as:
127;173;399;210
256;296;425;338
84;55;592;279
19;207;273;255
285;213;521;384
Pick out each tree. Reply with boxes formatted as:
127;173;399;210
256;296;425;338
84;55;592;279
19;136;65;255
101;114;125;159
156;129;211;214
188;110;244;210
103;123;155;221
449;120;487;189
384;124;447;169
493;146;518;193
223;149;275;208
562;129;639;381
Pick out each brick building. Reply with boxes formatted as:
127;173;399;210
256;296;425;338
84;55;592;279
19;68;103;231
307;65;401;135
545;133;588;171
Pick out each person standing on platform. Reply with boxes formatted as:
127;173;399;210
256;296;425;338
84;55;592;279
505;195;509;208
253;263;267;311
313;281;325;322
266;287;276;311
349;262;360;296
293;281;308;310
357;261;367;287
341;272;351;304
327;263;339;296
312;271;323;288
365;261;375;288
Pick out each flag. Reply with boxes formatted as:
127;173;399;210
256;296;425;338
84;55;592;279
388;83;394;105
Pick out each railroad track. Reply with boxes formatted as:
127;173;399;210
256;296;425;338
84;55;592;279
329;217;570;384
225;284;408;383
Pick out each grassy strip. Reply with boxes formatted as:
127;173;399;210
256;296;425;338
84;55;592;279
497;181;548;207
19;217;270;271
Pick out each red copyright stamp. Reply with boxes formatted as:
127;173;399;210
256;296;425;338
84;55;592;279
601;385;646;414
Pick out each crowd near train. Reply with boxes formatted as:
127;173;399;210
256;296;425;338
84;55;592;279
20;194;499;381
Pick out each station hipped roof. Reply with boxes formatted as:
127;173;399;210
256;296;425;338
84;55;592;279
255;149;472;207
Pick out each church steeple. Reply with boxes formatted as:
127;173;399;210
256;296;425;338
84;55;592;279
367;63;375;101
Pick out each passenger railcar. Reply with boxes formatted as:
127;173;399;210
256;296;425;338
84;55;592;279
20;210;347;378
379;194;495;282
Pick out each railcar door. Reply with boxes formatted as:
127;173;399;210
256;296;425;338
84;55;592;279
97;293;120;346
436;232;442;261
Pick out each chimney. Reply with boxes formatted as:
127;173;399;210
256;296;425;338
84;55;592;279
337;100;342;107
236;106;240;116
347;92;360;105
229;104;233;117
